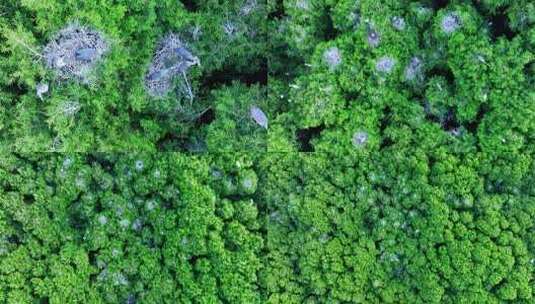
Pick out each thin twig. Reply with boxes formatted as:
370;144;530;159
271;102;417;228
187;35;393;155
195;106;211;117
181;70;193;101
10;35;43;59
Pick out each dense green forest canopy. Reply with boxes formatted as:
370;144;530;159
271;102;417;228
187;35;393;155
1;151;534;303
0;0;268;152
1;0;534;303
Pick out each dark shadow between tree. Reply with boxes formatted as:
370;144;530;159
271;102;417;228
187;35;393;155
195;108;215;127
201;63;267;92
441;109;460;132
268;0;286;20
427;66;455;87
296;125;325;152
179;0;198;12
379;106;393;150
323;7;338;41
23;194;35;205
489;10;517;41
465;103;488;134
430;0;450;10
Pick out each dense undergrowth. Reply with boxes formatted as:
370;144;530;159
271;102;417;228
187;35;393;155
1;0;534;303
